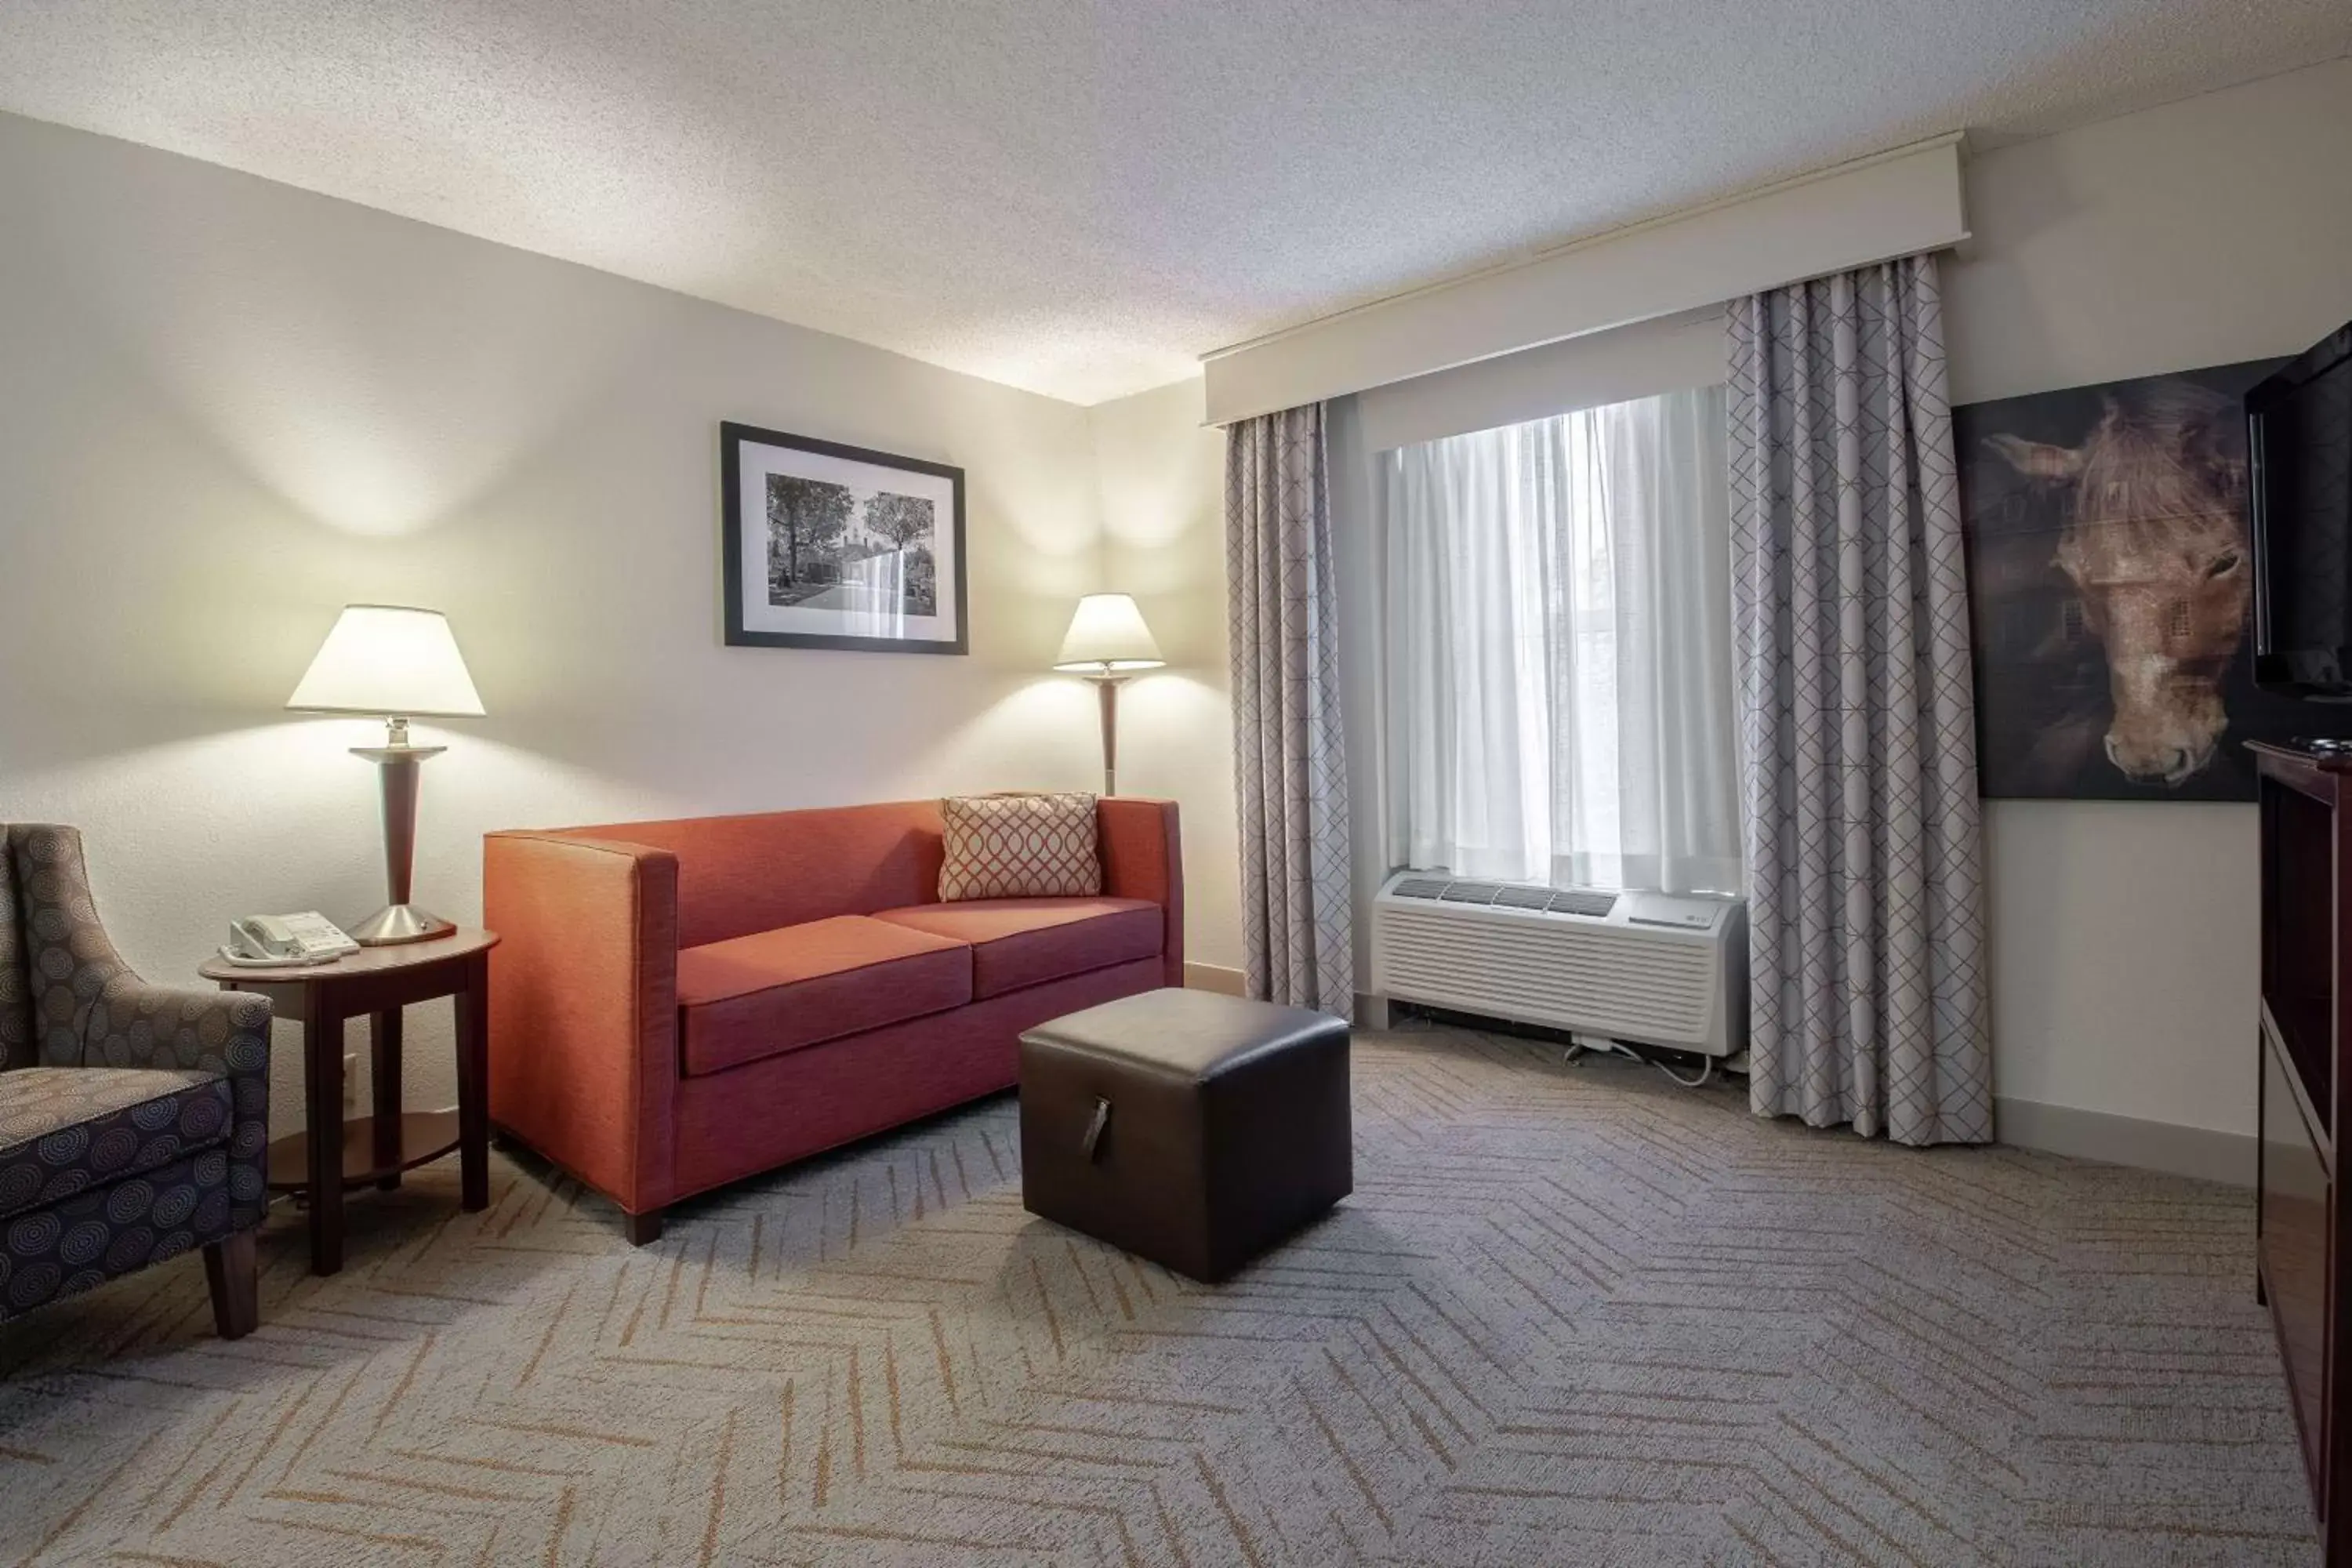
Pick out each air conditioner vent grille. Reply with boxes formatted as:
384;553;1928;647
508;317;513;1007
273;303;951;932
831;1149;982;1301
1374;873;1744;1055
1388;877;1622;918
1381;906;1712;1044
1550;890;1618;918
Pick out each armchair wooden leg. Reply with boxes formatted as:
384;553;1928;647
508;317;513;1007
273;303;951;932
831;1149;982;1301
624;1209;665;1247
202;1230;259;1340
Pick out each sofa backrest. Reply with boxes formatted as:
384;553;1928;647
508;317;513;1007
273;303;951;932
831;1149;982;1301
564;800;948;949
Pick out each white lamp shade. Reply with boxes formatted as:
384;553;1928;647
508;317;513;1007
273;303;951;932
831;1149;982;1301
1054;593;1164;672
286;604;486;717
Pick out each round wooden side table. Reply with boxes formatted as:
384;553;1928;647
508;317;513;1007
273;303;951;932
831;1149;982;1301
200;927;498;1276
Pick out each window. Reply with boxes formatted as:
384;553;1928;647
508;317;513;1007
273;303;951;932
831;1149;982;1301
1382;386;1740;894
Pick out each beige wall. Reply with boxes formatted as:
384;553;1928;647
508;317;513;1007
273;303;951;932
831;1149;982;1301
1943;55;2352;1141
1085;380;1241;974
0;112;1109;1131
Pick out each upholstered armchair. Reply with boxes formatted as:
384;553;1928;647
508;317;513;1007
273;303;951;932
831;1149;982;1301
0;826;270;1337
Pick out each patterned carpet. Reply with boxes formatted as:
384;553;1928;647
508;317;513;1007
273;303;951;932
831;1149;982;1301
0;1024;2316;1566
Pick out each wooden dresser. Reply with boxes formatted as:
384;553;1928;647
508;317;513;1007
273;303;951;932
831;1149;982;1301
2255;739;2352;1558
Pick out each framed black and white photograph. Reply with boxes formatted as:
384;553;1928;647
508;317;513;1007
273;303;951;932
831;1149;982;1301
720;421;967;654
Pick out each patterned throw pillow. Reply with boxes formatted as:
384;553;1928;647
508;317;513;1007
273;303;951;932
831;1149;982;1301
938;793;1102;902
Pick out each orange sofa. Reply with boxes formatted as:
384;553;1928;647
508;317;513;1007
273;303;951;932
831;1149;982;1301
483;798;1182;1241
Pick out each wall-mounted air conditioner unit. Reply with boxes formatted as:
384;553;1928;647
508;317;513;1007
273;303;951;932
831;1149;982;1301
1372;871;1748;1057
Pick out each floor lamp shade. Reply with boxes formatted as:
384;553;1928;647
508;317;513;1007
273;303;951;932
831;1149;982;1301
1054;594;1163;797
1054;593;1165;673
287;605;485;946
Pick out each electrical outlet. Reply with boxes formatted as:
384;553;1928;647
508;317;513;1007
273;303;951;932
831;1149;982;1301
343;1051;358;1115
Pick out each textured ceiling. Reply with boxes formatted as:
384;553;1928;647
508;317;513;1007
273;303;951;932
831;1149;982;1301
4;2;2348;404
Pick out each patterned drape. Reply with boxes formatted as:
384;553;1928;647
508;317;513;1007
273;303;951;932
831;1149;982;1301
1728;255;1992;1145
1225;404;1354;1019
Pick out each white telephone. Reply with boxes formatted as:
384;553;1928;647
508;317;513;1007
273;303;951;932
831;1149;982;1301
223;913;360;967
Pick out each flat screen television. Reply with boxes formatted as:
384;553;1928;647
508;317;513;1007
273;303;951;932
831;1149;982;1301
2250;318;2352;699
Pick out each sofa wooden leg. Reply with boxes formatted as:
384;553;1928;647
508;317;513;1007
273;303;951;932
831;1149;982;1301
624;1209;665;1247
202;1230;259;1340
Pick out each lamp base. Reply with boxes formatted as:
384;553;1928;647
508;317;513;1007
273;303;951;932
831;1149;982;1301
1094;674;1127;798
348;903;455;947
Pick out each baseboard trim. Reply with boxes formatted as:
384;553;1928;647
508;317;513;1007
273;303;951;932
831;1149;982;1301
1998;1095;2252;1187
1183;962;1245;996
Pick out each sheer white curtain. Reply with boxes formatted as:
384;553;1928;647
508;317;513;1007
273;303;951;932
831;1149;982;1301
1385;385;1740;893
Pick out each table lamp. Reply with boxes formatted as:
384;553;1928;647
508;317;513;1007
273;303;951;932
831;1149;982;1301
1054;593;1163;796
286;604;485;946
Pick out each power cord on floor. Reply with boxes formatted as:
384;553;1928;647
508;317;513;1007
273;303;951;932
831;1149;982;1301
1381;1007;1733;1091
1648;1052;1715;1089
1564;1033;1717;1089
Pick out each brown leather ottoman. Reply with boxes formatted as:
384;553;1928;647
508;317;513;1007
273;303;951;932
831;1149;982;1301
1018;988;1352;1282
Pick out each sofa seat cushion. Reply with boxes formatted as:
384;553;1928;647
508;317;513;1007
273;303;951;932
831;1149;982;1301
676;916;974;1077
872;898;1163;1000
0;1066;233;1220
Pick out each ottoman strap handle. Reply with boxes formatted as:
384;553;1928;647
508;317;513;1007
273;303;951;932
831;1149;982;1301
1082;1097;1112;1162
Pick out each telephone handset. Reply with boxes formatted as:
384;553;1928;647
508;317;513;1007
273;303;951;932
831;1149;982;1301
223;913;360;967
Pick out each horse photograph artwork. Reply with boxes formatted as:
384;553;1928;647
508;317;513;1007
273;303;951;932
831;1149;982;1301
1957;358;2296;800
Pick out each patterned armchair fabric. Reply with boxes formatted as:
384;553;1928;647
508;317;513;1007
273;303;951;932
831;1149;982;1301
0;1067;233;1218
0;830;30;1070
0;825;269;1324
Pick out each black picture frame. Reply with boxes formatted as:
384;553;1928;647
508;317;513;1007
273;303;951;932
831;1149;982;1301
720;420;969;655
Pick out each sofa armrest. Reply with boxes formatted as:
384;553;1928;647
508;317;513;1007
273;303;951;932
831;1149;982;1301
86;978;272;1226
1098;798;1183;989
483;831;681;1214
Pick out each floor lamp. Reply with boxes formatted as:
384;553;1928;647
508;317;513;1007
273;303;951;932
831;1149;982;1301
286;604;487;946
1054;593;1164;797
